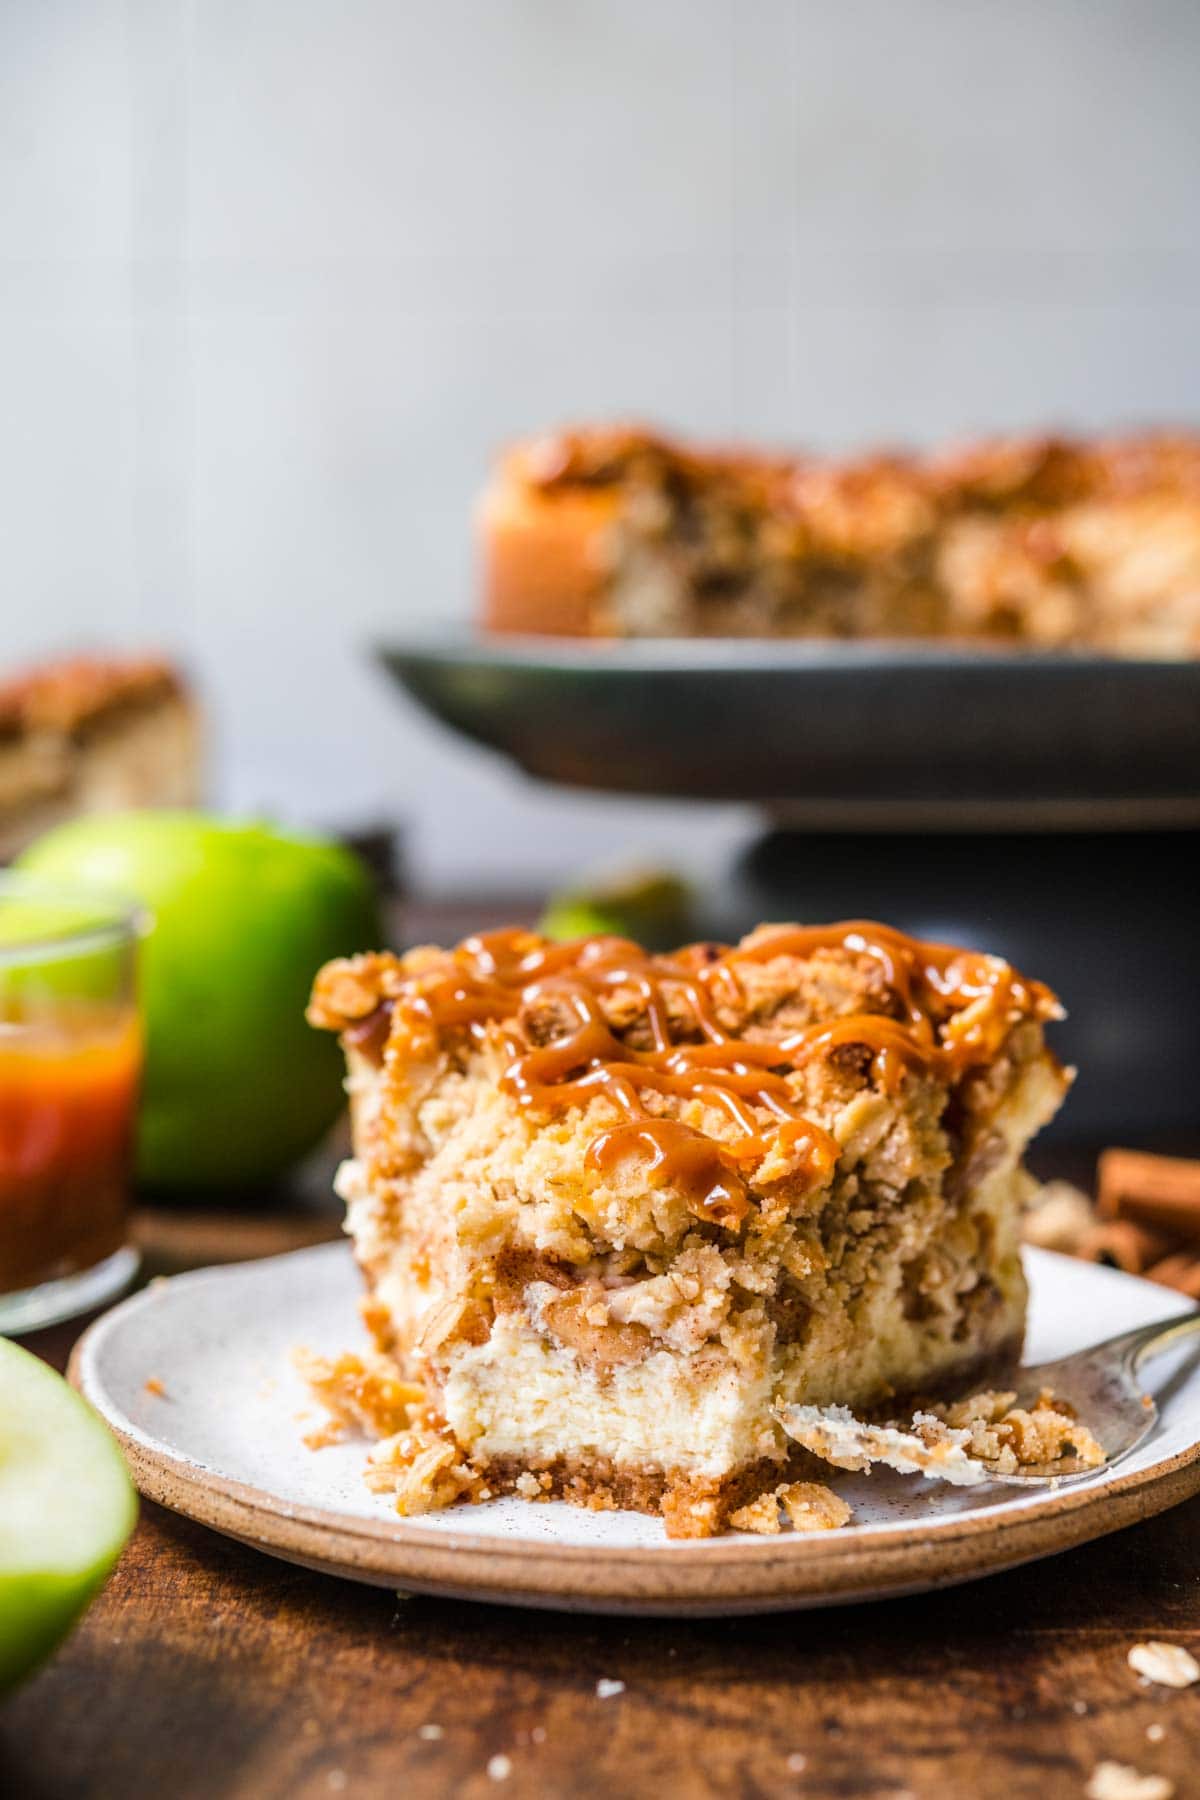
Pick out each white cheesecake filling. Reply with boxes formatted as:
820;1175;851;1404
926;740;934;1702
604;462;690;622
442;1317;777;1478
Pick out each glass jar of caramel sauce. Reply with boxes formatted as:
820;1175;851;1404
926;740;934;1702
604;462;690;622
1;876;143;1333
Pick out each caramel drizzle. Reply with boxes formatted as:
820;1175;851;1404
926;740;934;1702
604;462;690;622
359;923;1055;1232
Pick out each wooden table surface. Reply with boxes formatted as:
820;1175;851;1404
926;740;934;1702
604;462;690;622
3;1208;1198;1800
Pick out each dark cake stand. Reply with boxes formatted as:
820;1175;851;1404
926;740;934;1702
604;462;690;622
379;635;1200;1141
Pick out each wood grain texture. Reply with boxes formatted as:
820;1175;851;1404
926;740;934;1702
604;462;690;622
6;1214;1200;1800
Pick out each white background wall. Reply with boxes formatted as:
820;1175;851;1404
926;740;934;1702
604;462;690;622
3;1;1199;889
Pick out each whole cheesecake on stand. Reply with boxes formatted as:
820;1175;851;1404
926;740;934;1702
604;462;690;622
478;423;1200;650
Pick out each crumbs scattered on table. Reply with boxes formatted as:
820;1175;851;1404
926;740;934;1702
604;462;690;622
1085;1763;1174;1800
1127;1641;1200;1688
486;1754;512;1782
786;1753;807;1773
595;1679;625;1699
417;1725;443;1742
1146;1725;1166;1744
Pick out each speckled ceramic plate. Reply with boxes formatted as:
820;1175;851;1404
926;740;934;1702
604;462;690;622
70;1245;1200;1617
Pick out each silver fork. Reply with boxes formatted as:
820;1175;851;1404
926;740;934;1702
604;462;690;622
993;1309;1200;1484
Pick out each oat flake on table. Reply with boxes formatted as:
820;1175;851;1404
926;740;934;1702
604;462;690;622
1127;1642;1200;1688
1086;1762;1174;1800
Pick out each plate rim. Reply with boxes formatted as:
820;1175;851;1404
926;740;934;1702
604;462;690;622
69;1245;1200;1612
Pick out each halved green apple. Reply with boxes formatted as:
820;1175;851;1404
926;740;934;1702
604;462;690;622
0;1338;137;1692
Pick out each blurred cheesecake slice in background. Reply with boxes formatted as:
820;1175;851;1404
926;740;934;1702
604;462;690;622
0;655;201;860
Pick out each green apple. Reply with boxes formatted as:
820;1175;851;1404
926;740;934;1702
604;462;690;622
19;811;382;1189
0;1338;137;1693
540;869;694;952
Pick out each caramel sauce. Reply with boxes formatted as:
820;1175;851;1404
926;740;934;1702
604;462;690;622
353;924;1055;1231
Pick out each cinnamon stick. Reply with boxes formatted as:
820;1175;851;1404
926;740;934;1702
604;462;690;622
1082;1216;1178;1276
1096;1148;1200;1240
1142;1250;1200;1299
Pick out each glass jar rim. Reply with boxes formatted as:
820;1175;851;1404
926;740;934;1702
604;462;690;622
0;870;146;967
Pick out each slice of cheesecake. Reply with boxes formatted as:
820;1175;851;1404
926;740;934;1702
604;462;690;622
0;655;201;860
307;921;1068;1538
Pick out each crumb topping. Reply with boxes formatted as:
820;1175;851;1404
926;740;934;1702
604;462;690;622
310;921;1061;1235
292;1348;425;1445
